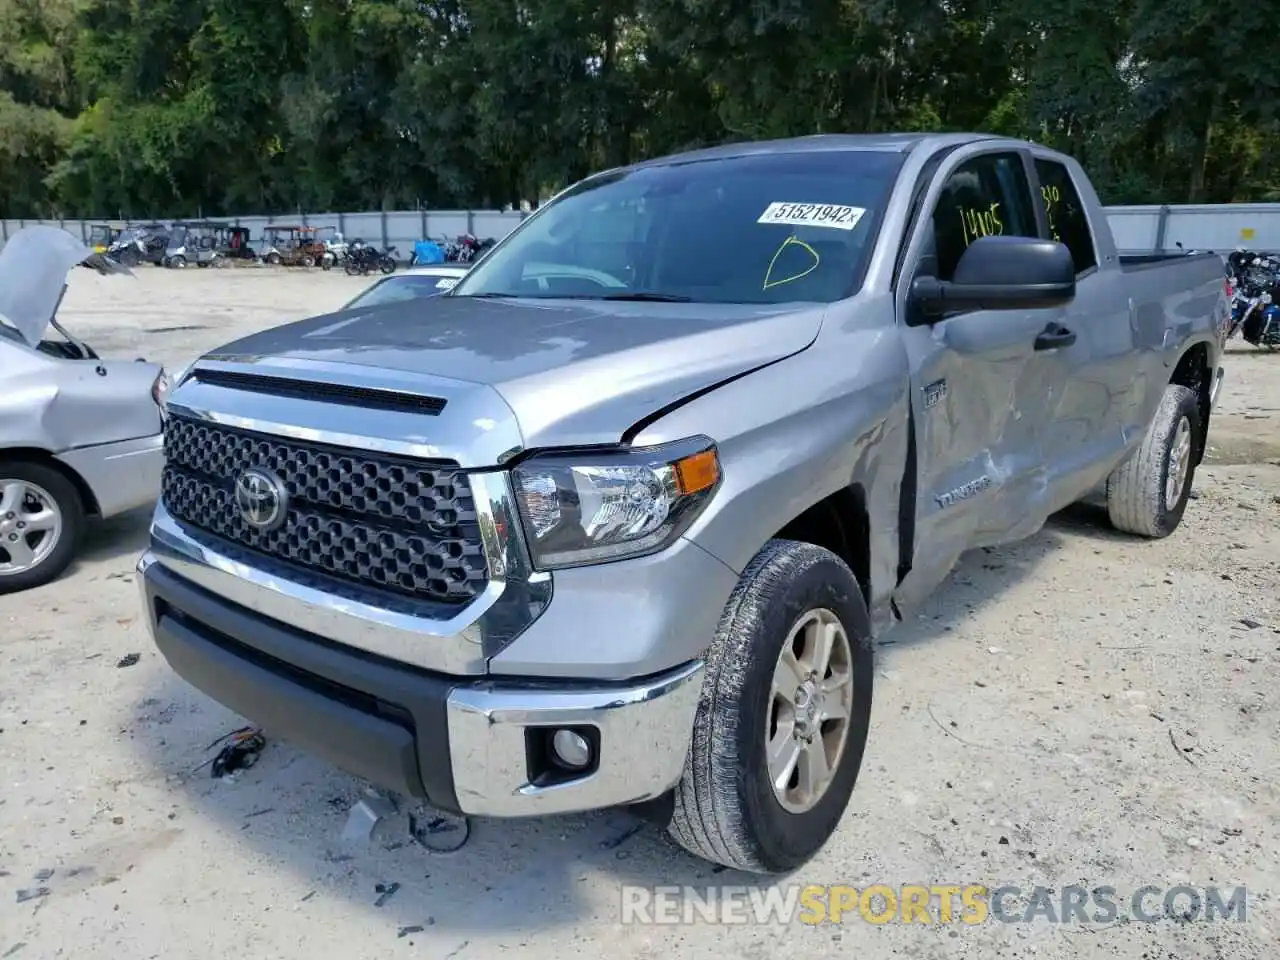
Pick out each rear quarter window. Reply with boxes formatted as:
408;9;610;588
1034;160;1097;274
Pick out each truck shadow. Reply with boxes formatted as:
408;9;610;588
77;503;155;567
118;499;1138;934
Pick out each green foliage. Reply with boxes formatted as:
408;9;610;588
2;0;1278;216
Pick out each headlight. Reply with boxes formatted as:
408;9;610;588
152;369;171;408
511;437;722;570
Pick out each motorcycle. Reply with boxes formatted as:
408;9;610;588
343;242;398;276
445;234;497;263
1226;249;1280;348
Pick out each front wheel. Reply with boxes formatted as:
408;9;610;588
0;462;86;594
379;257;396;275
668;539;874;874
1106;383;1202;538
170;255;187;269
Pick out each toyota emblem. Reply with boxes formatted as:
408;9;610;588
234;467;288;532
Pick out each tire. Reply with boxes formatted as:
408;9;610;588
344;261;358;276
668;539;874;874
266;252;281;266
1106;383;1202;538
379;258;396;275
0;460;86;595
171;255;187;269
321;256;333;272
301;255;315;268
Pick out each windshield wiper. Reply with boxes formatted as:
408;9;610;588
597;292;693;302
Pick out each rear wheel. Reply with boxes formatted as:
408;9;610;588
0;462;86;594
379;257;396;275
266;252;281;266
1106;383;1202;538
668;539;874;874
301;255;315;268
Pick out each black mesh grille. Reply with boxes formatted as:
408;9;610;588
161;414;488;604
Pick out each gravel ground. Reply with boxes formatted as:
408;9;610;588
2;268;1279;959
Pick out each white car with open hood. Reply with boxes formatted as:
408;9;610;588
0;226;169;593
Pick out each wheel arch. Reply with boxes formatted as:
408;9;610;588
1169;341;1212;465
0;447;99;516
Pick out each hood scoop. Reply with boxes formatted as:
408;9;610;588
190;367;448;416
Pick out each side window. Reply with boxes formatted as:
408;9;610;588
929;153;1038;281
1034;159;1097;274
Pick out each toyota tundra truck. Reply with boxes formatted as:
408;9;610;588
139;133;1229;875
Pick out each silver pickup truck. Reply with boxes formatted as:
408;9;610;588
139;133;1229;875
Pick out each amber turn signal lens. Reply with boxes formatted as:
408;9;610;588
673;449;720;495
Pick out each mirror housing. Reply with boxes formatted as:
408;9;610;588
911;235;1076;315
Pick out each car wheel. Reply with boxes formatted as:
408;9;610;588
301;255;315;268
171;255;187;269
0;461;86;595
266;252;281;266
1106;383;1202;538
668;539;874;874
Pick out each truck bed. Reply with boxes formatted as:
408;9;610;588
1119;251;1225;272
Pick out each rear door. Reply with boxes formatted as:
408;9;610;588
892;145;1067;609
1028;154;1135;505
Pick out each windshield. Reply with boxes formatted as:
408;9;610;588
451;150;904;304
343;273;463;309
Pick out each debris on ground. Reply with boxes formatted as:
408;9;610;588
15;888;49;904
197;726;266;779
33;869;53;882
408;807;471;852
398;925;424;938
115;653;140;668
599;820;647;850
373;881;400;908
341;789;398;843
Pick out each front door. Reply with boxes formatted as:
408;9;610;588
893;147;1069;610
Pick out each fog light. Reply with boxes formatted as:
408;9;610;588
550;729;592;770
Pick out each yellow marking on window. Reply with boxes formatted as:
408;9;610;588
763;235;820;290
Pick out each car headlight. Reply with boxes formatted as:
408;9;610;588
511;437;722;570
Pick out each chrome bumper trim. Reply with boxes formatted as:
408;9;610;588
447;660;704;816
143;469;550;675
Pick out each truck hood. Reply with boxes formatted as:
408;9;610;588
203;295;825;448
0;225;132;347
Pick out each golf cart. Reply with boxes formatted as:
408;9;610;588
163;221;223;268
216;225;255;261
316;227;348;270
87;221;128;255
106;222;170;267
260;225;327;267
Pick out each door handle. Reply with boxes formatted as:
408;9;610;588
1034;322;1076;351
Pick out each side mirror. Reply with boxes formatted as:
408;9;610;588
911;235;1076;314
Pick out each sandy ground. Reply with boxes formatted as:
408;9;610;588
2;267;1279;959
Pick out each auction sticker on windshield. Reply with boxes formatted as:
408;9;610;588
757;203;866;231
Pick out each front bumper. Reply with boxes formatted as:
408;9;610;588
57;433;164;518
139;554;703;816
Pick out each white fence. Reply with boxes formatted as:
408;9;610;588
3;203;1280;255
